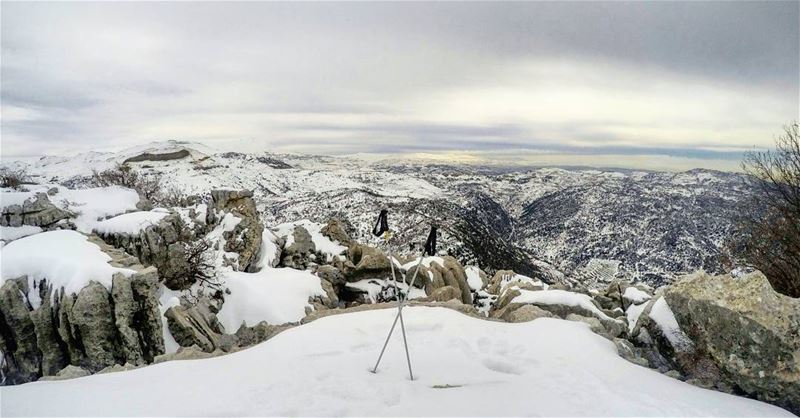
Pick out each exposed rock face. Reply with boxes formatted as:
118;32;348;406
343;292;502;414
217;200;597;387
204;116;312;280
281;226;317;269
0;266;165;385
346;244;393;281
320;219;354;247
0;193;71;228
210;189;263;271
96;213;199;290
123;149;191;163
165;297;234;353
662;271;800;414
38;365;91;381
164;297;293;354
404;257;473;305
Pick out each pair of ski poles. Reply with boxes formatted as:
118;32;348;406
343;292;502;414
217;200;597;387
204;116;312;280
370;209;437;381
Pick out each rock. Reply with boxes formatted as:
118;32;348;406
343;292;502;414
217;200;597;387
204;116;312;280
423;286;462;303
97;362;140;375
234;321;293;347
301;299;485;324
662;270;800;414
39;365;91;381
613;338;650;368
111;267;165;364
320;218;353;247
30;281;67;377
346;244;393;281
281;226;316;269
71;281;121;371
0;279;41;384
0;193;71;228
316;265;345;287
210;189;263;271
153;345;225;364
165;297;235;353
500;304;554;323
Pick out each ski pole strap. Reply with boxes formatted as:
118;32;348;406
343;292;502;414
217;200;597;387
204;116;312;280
372;209;389;237
423;226;437;256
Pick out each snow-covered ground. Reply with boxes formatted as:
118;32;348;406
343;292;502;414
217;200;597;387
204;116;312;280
0;307;789;417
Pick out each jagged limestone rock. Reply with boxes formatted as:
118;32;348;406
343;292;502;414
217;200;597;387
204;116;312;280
500;304;554;323
663;271;800;414
281;226;316;269
0;279;41;384
30;281;67;377
210;189;263;271
423;286;462;303
320;218;353;247
234;321;293;347
165;297;236;353
0;193;71;228
71;281;120;372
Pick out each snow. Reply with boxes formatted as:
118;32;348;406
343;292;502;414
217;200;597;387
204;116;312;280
93;210;169;235
158;286;182;354
0;225;42;242
623;286;652;304
649;297;694;350
217;267;326;330
254;228;281;269
0;191;36;209
400;256;445;270
512;289;615;322
625;301;648;333
52;186;141;232
495;272;548;290
464;265;484;291
346;278;427;303
0;230;135;309
272;219;347;261
0;307;789;417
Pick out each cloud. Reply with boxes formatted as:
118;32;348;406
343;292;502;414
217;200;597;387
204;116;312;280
1;1;797;165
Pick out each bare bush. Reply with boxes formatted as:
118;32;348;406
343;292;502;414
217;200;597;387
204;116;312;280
0;167;31;190
733;122;800;297
90;164;195;207
91;164;162;200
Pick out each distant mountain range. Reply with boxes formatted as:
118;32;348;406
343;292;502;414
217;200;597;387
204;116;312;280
6;141;754;287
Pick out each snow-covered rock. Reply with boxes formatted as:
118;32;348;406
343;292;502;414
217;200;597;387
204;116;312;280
0;307;791;417
0;231;164;384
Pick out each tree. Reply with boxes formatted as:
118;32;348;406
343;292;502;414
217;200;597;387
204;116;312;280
735;122;800;297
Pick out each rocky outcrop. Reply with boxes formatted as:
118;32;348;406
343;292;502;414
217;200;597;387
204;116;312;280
281;226;317;269
164;297;294;354
96;212;200;290
320;218;354;247
0;266;165;385
164;297;235;353
661;271;800;414
404;257;473;305
209;189;263;271
0;193;71;228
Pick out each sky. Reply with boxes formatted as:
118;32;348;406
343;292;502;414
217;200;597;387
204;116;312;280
2;1;798;170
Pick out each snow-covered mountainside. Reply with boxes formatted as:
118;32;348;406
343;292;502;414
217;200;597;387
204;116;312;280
1;307;790;417
6;140;753;287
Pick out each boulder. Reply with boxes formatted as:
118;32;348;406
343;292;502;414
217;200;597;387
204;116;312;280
320;218;353;247
0;279;41;384
164;297;235;353
153;345;225;364
0;193;71;228
209;189;264;272
38;365;91;381
662;271;800;413
281;226;317;269
500;304;554;323
346;244;393;281
234;321;293;347
423;286;462;303
316;265;346;287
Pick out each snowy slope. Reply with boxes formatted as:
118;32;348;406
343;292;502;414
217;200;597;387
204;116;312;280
0;308;789;417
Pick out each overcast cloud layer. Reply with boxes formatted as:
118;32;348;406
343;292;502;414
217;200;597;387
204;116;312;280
2;2;798;167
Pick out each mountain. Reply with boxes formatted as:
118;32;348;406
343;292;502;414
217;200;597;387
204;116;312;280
7;141;754;287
